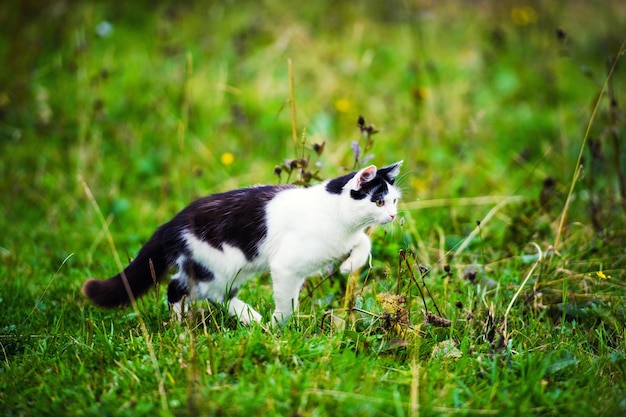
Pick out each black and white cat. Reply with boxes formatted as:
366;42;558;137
82;161;402;326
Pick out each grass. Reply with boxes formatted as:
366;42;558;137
1;1;626;415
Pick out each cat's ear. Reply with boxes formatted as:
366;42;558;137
355;165;377;189
380;160;403;183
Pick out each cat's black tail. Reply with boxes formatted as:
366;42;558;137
82;224;173;308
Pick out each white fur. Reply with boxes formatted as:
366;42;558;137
170;163;402;327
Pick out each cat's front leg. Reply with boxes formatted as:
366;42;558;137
339;232;372;274
227;297;263;325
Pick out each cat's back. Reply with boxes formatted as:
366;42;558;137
264;183;332;220
263;183;345;243
178;184;295;260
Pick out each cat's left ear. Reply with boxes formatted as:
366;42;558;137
354;165;377;189
380;160;403;183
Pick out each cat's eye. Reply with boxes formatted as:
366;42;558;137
376;199;385;207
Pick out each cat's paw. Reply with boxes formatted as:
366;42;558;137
340;254;370;274
227;297;263;325
239;309;263;325
339;259;356;275
271;311;291;328
169;301;186;322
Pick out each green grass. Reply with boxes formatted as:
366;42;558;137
2;1;626;416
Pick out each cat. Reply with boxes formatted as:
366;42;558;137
82;161;403;326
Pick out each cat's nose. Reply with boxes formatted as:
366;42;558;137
390;213;396;220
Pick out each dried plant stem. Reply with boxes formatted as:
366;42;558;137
453;198;512;258
409;353;420;417
22;253;74;326
288;58;298;150
178;52;193;152
607;57;626;210
342;270;359;313
401;250;428;313
79;175;169;412
402;195;525;210
503;242;542;340
401;250;442;318
554;37;625;249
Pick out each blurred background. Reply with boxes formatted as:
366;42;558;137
1;0;624;287
2;2;625;415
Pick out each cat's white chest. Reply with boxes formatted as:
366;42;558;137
261;187;361;272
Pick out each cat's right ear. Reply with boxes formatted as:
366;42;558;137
355;165;377;189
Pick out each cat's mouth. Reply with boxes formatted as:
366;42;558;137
380;214;397;224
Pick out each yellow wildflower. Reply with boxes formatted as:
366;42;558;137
511;6;538;26
334;98;351;113
220;152;234;166
597;271;611;280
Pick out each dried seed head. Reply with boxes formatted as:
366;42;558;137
313;141;325;156
357;115;379;136
424;312;451;327
466;270;477;282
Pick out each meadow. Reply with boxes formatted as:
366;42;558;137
1;1;625;415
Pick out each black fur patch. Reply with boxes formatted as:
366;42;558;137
167;279;188;304
351;178;389;202
174;185;293;261
360;166;398;202
325;172;357;195
326;168;396;202
184;259;215;282
377;164;398;185
326;169;392;202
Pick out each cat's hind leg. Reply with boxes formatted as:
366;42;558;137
194;279;262;325
168;255;214;321
167;277;189;321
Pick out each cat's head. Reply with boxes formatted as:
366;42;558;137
326;161;403;227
